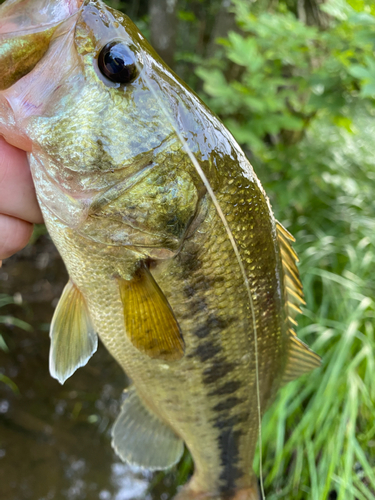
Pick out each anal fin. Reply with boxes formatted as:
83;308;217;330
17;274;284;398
111;387;184;470
49;280;97;384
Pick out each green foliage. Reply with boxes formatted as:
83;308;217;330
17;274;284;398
194;1;375;498
0;294;32;394
197;0;375;156
256;112;375;499
0;293;32;347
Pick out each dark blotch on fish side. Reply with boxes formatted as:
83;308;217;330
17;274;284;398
208;314;235;330
217;428;243;496
189;297;208;315
180;288;207;316
204;274;226;289
182;283;197;298
192;315;236;339
189;341;221;362
213;397;244;413
208;380;242;397
180;296;207;319
179;253;202;279
202;358;236;385
193;323;211;339
213;412;249;430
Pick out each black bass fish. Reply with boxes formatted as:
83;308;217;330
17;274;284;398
0;1;320;498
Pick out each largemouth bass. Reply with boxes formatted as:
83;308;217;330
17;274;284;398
0;1;321;498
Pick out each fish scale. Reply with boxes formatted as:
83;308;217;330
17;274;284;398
0;1;321;498
43;167;280;496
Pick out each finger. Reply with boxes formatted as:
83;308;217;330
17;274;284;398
0;213;34;262
0;137;43;224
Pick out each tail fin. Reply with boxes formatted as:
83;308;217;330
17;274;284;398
174;486;260;500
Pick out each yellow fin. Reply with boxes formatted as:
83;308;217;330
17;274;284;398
282;336;321;384
111;386;184;469
276;221;321;381
119;263;184;361
276;221;305;325
49;280;97;384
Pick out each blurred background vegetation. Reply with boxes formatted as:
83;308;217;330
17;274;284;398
1;0;375;499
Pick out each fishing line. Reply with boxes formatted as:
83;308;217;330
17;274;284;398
138;66;266;499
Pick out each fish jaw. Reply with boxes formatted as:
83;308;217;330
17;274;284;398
0;1;83;148
0;0;82;35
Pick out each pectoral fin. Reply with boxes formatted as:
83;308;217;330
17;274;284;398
119;263;184;361
49;280;97;384
112;387;184;469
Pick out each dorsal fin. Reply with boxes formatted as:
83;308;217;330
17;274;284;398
276;221;321;382
282;335;321;383
276;221;306;326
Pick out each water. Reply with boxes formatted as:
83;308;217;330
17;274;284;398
0;234;180;500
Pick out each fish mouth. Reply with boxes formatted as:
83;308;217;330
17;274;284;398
0;0;83;36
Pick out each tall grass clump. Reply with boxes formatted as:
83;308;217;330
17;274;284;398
196;0;375;497
259;112;375;500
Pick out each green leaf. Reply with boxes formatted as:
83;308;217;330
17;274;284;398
0;333;8;352
360;83;375;97
0;374;19;394
348;65;372;80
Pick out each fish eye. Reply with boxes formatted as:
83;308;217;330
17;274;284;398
98;42;138;84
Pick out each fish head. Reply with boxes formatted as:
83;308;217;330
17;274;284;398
0;0;219;256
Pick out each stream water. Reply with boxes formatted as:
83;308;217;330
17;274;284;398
0;233;182;500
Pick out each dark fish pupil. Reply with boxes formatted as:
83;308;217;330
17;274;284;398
98;42;138;84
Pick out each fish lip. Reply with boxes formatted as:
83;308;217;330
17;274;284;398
0;0;84;37
0;20;64;39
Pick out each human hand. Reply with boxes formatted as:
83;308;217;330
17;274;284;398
0;137;43;266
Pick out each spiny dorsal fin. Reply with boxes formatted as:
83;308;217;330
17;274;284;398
276;221;321;382
111;386;184;469
276;221;306;325
119;262;185;361
49;280;98;384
